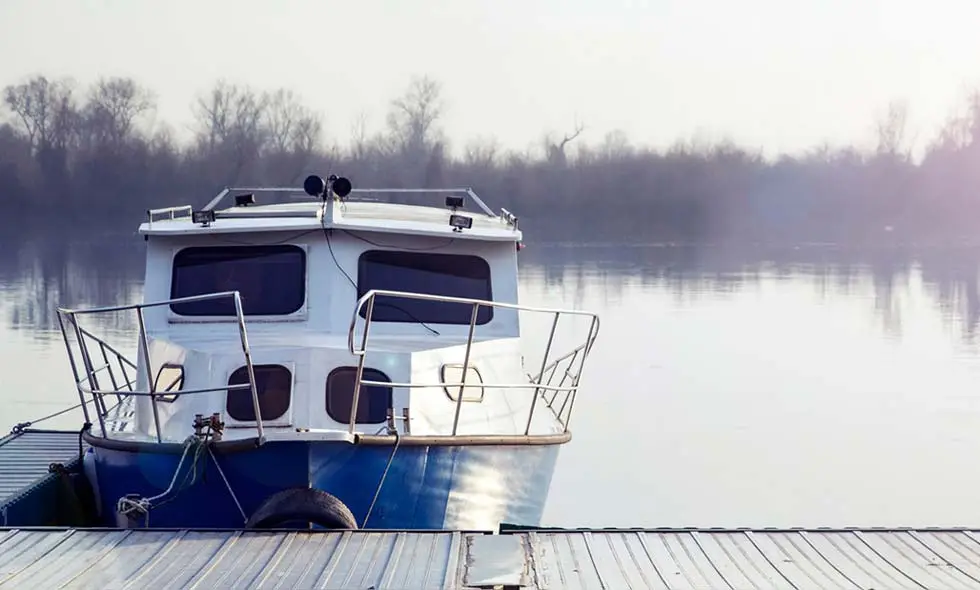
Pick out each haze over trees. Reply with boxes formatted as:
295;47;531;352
2;73;980;244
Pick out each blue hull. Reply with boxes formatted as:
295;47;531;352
86;439;560;530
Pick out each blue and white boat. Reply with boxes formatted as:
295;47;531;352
56;175;600;530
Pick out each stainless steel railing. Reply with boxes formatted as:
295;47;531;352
56;291;263;443
348;289;600;436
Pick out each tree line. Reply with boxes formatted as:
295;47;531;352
2;73;980;244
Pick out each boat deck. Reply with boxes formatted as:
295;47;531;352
2;526;980;588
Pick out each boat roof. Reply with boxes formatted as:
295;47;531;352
139;186;523;242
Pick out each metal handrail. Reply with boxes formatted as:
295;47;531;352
57;291;263;443
347;289;601;355
146;205;193;224
347;289;600;436
201;186;502;219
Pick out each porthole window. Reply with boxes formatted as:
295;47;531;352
441;364;485;403
326;367;392;424
226;364;291;422
153;364;185;403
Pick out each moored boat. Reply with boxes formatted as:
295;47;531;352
57;174;600;530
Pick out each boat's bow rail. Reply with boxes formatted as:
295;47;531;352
56;292;264;443
349;289;601;438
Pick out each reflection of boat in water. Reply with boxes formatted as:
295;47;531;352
57;174;600;530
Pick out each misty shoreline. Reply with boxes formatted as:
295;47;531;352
2;75;980;246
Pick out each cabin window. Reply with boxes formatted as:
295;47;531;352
357;250;493;325
153;363;185;403
226;364;291;422
440;363;485;403
169;245;306;316
326;367;392;424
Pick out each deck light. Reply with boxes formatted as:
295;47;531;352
234;193;255;207
449;213;473;232
445;195;464;210
192;210;215;226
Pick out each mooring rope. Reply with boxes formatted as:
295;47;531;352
207;447;247;525
115;435;205;527
361;429;401;528
11;398;122;435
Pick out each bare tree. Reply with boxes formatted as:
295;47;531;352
599;129;632;159
292;112;323;155
464;136;500;168
386;76;444;159
192;81;269;181
193;81;267;151
545;119;585;165
349;111;370;160
85;77;155;149
265;89;307;153
875;100;910;160
2;75;77;154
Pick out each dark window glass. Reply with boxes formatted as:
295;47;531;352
326;367;392;424
170;245;306;316
226;364;291;422
357;250;493;325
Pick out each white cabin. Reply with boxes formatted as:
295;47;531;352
94;183;594;445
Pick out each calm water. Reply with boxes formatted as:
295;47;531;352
4;227;980;529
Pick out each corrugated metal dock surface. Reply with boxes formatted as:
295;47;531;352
0;429;81;507
5;527;980;589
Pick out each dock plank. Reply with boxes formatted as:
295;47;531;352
0;430;82;503
3;527;980;589
0;429;84;525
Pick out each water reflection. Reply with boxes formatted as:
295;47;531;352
3;226;980;346
0;223;144;334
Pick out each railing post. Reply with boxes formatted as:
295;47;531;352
97;342;122;402
57;312;98;435
524;311;560;436
451;303;482;436
70;316;108;437
233;292;264;442
349;293;375;435
136;307;164;443
349;294;376;435
560;316;599;432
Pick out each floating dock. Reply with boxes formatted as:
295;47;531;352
0;428;89;527
4;527;980;588
3;430;980;589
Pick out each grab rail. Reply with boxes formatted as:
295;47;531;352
347;289;600;436
56;291;263;443
201;186;500;219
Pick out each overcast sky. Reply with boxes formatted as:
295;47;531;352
2;0;979;158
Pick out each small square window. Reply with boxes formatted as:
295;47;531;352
326;367;392;424
227;364;291;422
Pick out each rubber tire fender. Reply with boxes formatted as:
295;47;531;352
245;487;359;530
